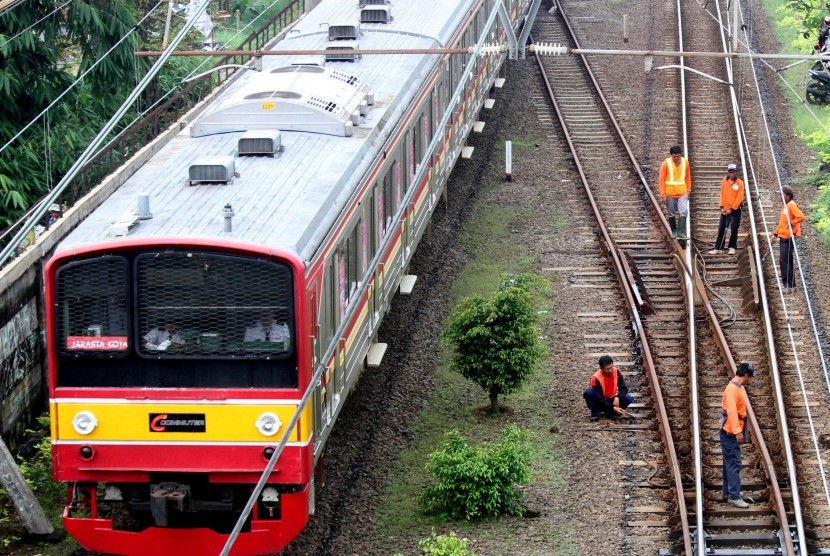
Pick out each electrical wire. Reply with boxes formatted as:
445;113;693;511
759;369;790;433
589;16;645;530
0;0;74;51
726;0;830;513
0;0;165;157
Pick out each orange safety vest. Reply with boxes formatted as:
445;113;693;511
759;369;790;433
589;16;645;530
775;200;804;240
662;157;689;197
591;368;618;399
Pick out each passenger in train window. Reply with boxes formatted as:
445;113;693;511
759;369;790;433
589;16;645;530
708;163;745;256
720;362;754;508
143;322;184;350
244;312;290;345
582;355;634;422
773;185;805;294
658;145;693;240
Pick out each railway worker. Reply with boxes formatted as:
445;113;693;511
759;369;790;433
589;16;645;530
720;362;755;508
142;322;184;350
658;145;692;240
244;312;290;344
773;185;805;294
583;355;634;422
708;163;745;256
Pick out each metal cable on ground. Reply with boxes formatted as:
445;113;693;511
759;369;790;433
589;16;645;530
734;3;830;513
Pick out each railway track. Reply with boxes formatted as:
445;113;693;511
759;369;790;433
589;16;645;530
534;0;812;552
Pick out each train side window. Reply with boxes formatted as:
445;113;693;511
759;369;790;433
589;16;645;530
420;112;430;160
432;91;440;136
360;215;368;275
345;224;359;300
384;169;395;231
324;259;338;343
391;160;406;204
337;244;347;318
375;182;385;242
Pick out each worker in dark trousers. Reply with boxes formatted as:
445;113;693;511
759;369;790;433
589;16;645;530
583;355;633;422
774;185;805;294
659;145;692;240
709;163;744;255
721;362;754;508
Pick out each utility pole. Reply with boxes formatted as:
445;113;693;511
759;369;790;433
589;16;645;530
0;439;53;535
162;0;174;49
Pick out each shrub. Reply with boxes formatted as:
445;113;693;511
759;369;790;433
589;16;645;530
419;425;531;520
418;530;475;555
443;274;544;415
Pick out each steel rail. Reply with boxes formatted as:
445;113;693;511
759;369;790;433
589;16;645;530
712;0;805;550
673;0;705;551
555;0;795;551
673;0;795;551
546;2;692;553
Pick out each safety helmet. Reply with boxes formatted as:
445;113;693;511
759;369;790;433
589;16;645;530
824;15;830;25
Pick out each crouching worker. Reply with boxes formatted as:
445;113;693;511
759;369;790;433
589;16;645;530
583;355;634;422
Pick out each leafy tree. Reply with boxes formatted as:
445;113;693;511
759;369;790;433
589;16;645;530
443;274;544;415
0;1;143;226
419;426;531;521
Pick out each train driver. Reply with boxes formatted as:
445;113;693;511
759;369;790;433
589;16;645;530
244;312;289;344
143;322;184;350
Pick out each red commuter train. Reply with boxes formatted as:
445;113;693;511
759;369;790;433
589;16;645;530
45;0;531;553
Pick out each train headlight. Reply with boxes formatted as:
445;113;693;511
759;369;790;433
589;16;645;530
72;411;98;435
255;412;281;437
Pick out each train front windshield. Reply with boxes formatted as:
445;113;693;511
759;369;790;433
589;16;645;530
53;250;297;388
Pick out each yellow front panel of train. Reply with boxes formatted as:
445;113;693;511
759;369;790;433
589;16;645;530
53;402;312;443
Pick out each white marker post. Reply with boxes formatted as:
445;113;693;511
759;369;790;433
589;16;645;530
505;140;513;182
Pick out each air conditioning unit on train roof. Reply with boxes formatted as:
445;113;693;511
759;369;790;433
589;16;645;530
238;130;282;157
188;156;235;185
361;6;392;24
359;0;389;7
328;22;360;41
325;40;361;62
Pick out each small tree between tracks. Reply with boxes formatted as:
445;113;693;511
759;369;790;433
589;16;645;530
443;274;544;415
419;426;531;521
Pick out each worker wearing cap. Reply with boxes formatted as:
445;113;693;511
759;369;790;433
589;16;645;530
721;362;754;508
583;355;634;422
46;203;62;228
708;163;745;255
774;185;805;293
658;145;692;240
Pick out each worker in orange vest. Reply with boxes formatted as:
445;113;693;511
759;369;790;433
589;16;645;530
708;163;745;255
773;185;805;293
658;145;692;240
583;355;633;422
720;362;754;508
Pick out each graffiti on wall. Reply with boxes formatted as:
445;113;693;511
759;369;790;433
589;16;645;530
0;299;42;400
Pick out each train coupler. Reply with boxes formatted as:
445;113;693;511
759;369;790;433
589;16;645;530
149;482;191;526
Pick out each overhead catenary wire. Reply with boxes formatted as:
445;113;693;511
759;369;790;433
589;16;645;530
0;0;212;267
0;0;74;51
0;0;291;259
0;0;165;158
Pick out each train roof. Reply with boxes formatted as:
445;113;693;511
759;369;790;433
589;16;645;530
56;0;476;263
